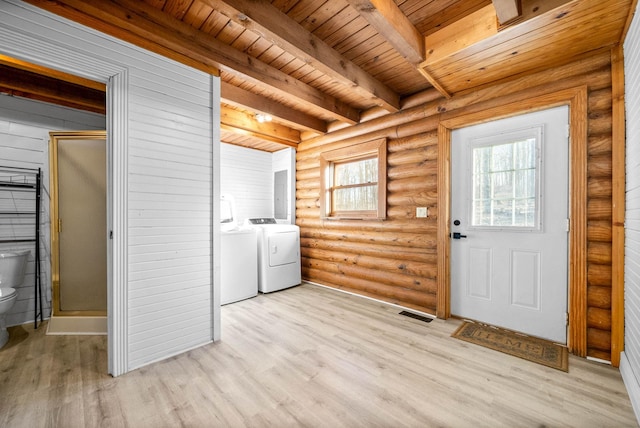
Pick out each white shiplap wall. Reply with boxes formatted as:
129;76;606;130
622;6;640;422
0;0;218;373
0;95;105;327
220;143;273;225
127;66;214;368
220;144;296;226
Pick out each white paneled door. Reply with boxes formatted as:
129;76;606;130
451;106;569;343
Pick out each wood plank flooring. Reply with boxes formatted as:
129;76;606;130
0;283;637;427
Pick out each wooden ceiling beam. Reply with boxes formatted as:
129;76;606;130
0;64;106;113
221;105;300;148
345;0;425;65
24;0;360;124
221;82;327;134
210;0;400;112
492;0;521;25
0;54;106;91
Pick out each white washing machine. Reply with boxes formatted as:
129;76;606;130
220;194;258;305
220;228;258;305
245;218;301;293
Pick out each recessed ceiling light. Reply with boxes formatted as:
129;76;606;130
255;113;272;123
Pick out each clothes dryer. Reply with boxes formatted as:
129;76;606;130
245;218;301;293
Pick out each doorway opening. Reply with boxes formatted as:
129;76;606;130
450;106;569;343
437;87;589;355
48;131;107;334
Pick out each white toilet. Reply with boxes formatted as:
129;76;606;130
0;250;29;349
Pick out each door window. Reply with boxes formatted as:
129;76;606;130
470;127;542;230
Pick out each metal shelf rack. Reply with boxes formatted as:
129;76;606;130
0;166;43;328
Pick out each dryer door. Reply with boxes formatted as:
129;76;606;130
268;231;299;267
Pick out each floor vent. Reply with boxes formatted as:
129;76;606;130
399;311;433;323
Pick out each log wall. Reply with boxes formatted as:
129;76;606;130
297;51;616;361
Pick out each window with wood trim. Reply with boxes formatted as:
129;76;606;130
320;138;387;219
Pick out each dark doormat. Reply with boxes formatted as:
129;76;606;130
452;321;569;372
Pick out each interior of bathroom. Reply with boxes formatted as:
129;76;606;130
0;93;296;345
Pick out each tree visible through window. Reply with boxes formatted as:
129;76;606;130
471;130;541;229
320;138;387;219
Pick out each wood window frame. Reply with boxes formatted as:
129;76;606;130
320;138;387;220
437;86;589;357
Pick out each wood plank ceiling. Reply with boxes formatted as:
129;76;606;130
5;0;634;152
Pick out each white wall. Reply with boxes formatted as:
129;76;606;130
220;144;296;226
622;5;640;422
0;0;219;374
0;95;105;327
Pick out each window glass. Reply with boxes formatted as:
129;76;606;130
471;138;538;228
333;185;378;211
319;139;386;219
334;157;377;186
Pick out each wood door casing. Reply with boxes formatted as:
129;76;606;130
438;86;588;356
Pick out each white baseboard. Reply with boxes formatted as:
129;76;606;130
620;351;640;425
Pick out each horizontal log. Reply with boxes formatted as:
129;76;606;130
587;179;612;198
587;134;612;156
295;156;320;172
299;104;440;153
587;154;612;177
302;258;436;293
387;191;437;207
301;247;437;279
303;267;437;309
388;132;437;153
588;111;612;135
300;237;437;264
296;177;320;190
296;188;319;200
588;87;612;112
587;307;612;330
587;198;612;221
299;128;403;162
297;207;321;219
587;285;612;309
401;88;442;110
305;276;437;314
296;217;438;235
588;263;612;287
587;220;612;242
300;228;436;248
387;176;437;193
295;146;319;161
388;161;438;179
387;146;438;166
387;205;438;221
296;198;319;209
587;327;611;352
296;167;320;181
587;242;612;264
587;348;611;362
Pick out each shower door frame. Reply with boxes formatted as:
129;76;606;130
49;131;108;317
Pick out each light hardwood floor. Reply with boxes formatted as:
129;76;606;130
0;283;637;427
